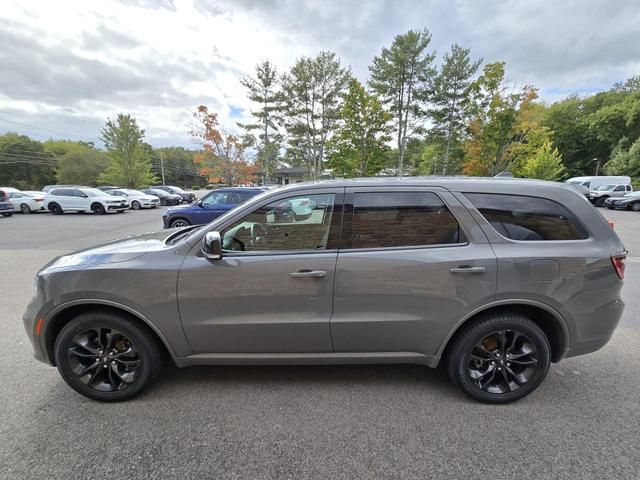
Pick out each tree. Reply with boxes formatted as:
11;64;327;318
604;137;640;179
98;114;157;188
192;105;257;185
462;62;536;176
327;79;392;177
518;140;566;180
0;132;56;189
281;51;350;179
430;44;481;174
369;29;436;174
43;140;109;186
151;146;204;188
238;60;283;181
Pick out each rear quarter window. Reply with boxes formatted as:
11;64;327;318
464;193;589;241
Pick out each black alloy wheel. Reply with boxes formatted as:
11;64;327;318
54;311;165;401
49;203;63;215
447;312;550;403
91;203;106;215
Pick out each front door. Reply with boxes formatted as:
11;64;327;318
331;188;497;356
178;189;343;353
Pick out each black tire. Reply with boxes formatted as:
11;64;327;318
48;203;63;215
54;310;165;402
631;201;640;212
91;203;106;215
20;203;32;214
160;199;167;206
170;217;190;228
446;311;550;404
594;196;607;207
131;201;141;210
1;212;12;217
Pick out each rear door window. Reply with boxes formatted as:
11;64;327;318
349;192;462;249
464;193;588;241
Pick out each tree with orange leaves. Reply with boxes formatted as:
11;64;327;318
191;105;258;185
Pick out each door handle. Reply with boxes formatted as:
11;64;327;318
290;269;327;279
449;266;486;274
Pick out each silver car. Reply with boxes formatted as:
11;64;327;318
23;178;626;403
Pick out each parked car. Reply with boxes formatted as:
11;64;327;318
24;178;626;404
0;189;13;217
605;191;640;211
141;188;181;206
8;190;46;213
96;186;123;192
566;176;631;194
106;189;161;210
42;184;83;193
152;185;196;203
162;187;267;228
44;187;128;215
587;183;633;206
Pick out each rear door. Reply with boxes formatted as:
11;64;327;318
331;187;497;356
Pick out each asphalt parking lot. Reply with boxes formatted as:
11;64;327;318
1;206;639;479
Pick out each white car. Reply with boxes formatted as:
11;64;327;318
7;190;46;214
106;188;161;209
44;187;128;215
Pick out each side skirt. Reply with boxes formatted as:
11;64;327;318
173;352;440;368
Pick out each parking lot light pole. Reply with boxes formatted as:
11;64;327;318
160;152;166;185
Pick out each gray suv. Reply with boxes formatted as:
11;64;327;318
23;178;626;403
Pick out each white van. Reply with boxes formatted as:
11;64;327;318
566;176;631;194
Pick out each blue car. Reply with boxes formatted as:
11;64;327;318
162;187;267;228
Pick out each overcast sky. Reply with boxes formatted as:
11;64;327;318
1;0;639;148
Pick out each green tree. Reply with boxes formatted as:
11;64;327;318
518;140;566;180
0;132;55;189
43;139;109;185
281;51;350;179
98;114;157;188
238;60;283;181
430;44;481;174
151;146;203;188
369;29;436;174
604;137;640;179
327;78;392;177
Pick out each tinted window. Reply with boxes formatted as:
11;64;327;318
222;193;336;252
73;190;88;197
464;193;588;241
614;185;625;192
54;189;73;196
350;192;461;249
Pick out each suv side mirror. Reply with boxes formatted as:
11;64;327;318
202;231;222;260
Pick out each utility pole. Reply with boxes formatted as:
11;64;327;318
160;152;166;185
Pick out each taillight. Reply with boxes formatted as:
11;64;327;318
608;220;615;229
611;253;626;280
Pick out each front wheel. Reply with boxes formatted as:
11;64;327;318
131;201;141;210
91;203;106;215
170;218;190;228
446;312;551;404
54;311;165;401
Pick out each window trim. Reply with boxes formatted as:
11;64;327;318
217;190;345;257
462;192;591;243
340;189;469;252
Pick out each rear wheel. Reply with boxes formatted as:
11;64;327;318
20;203;32;214
131;201;141;210
170;217;190;228
54;311;165;401
1;212;12;217
446;311;550;404
48;203;63;215
91;203;106;215
631;201;640;212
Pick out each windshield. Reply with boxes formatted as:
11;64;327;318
169;186;186;193
594;184;614;191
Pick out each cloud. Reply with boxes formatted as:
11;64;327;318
1;0;639;147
